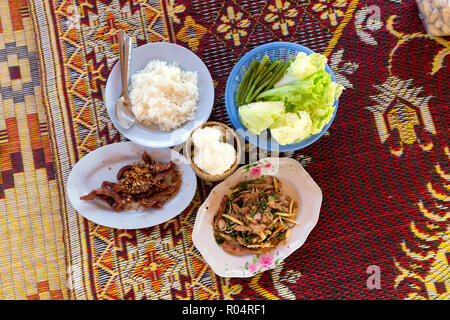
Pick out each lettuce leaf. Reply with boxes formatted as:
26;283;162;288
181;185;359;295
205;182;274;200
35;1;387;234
238;101;285;135
275;52;328;87
257;52;344;135
270;111;312;145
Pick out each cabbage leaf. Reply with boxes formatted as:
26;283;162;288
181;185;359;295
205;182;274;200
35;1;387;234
257;52;344;134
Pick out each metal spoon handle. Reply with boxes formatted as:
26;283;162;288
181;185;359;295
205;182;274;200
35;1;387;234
124;37;133;96
118;30;131;98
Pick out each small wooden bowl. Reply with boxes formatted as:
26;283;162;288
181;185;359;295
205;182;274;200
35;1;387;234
185;122;241;182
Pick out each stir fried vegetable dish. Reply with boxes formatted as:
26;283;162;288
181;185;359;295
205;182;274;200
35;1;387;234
213;176;298;255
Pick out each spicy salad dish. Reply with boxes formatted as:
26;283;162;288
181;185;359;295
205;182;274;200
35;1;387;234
213;176;297;256
192;157;322;277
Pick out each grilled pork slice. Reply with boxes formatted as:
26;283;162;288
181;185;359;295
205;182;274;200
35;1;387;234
80;152;181;211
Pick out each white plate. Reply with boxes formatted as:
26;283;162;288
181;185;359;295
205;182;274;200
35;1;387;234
192;157;322;277
105;42;215;148
67;141;197;229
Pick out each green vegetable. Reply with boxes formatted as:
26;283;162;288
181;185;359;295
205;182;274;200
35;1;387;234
270;111;312;145
257;52;344;134
237;56;287;105
248;73;274;103
236;59;259;105
243;56;270;103
238;101;285;135
265;58;291;90
243;61;261;105
256;59;279;85
215;235;225;245
275;53;326;86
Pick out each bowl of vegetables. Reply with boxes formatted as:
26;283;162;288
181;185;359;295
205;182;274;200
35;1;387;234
225;42;344;152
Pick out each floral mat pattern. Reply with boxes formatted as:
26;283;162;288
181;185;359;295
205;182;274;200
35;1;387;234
26;0;449;299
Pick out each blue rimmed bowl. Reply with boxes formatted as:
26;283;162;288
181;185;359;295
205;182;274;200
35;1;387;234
225;42;339;152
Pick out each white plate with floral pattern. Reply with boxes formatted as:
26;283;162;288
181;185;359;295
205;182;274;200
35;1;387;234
192;157;322;278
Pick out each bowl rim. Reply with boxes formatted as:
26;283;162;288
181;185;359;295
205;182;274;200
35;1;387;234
184;121;242;182
105;41;215;149
225;41;339;152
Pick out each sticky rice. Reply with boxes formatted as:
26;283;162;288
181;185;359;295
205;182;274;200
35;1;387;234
129;60;199;131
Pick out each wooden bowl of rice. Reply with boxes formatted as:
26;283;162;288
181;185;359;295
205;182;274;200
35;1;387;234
185;122;241;182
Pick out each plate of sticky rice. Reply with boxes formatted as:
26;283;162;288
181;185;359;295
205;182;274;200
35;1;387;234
105;42;215;148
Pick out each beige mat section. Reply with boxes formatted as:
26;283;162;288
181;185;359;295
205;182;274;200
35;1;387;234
0;0;66;299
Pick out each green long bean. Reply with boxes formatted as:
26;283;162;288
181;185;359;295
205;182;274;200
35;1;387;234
235;59;259;105
248;71;275;102
262;58;293;93
242;56;270;104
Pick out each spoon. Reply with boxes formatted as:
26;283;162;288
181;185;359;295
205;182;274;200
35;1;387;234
115;30;135;129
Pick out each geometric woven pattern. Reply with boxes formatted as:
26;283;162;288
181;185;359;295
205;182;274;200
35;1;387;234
25;0;450;299
0;0;66;299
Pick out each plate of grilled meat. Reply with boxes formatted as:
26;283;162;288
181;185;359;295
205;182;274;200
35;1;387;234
67;141;197;229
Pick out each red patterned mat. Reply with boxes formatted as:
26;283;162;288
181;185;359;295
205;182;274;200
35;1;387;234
28;0;449;299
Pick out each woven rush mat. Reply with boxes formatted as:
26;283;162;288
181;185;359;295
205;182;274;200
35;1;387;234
28;0;449;300
0;0;66;299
